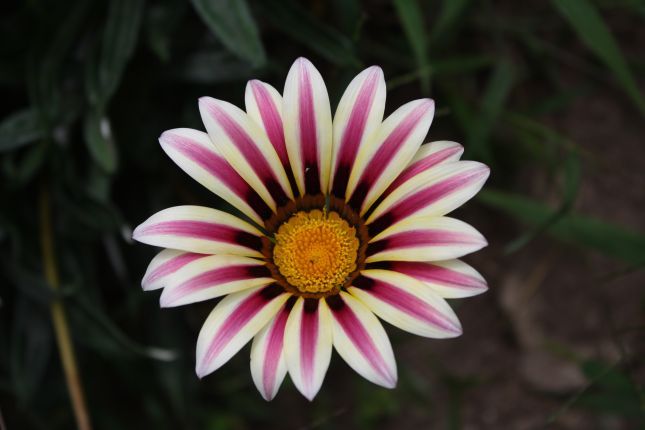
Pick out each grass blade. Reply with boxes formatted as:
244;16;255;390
479;189;645;265
552;0;645;115
393;0;431;93
191;0;266;67
256;0;359;67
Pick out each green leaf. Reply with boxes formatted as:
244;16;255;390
83;110;117;174
0;110;44;152
505;150;581;253
468;58;515;162
191;0;266;68
71;294;177;362
256;0;359;67
431;0;470;42
98;0;144;107
479;189;645;265
174;50;254;84
552;0;645;115
393;0;431;93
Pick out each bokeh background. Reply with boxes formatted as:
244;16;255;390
1;0;644;429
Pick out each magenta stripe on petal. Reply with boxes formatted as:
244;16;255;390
299;299;320;388
370;261;486;291
369;168;489;236
250;81;288;166
163;132;272;220
382;145;464;199
162;265;270;305
297;61;322;195
204;101;289;206
367;229;483;256
327;295;394;385
143;252;203;286
261;298;294;398
355;276;459;333
136;220;262;250
331;67;381;197
201;285;283;372
349;101;433;210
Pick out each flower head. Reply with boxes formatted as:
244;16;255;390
133;57;490;401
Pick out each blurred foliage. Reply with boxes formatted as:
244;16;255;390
1;0;644;429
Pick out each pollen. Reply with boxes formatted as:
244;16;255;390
273;210;359;295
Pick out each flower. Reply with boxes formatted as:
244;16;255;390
133;57;490;401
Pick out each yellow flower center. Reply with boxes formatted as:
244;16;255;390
273;210;359;294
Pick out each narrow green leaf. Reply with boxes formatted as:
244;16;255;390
191;0;266;67
71;295;177;362
479;189;645;265
505;151;581;253
393;0;430;93
469;58;515;161
83;110;117;173
431;0;469;42
98;0;144;107
256;0;359;67
0;110;44;152
552;0;645;115
174;50;254;84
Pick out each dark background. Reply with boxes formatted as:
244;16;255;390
1;0;644;429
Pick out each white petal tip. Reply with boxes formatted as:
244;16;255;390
382;379;397;389
131;225;144;241
195;366;209;379
158;295;173;308
260;390;276;401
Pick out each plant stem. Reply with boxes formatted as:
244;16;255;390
39;186;92;430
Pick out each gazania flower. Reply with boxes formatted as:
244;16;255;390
133;57;489;401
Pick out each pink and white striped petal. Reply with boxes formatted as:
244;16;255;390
132;206;264;257
366;216;487;263
160;255;273;307
348;270;462;338
327;292;397;388
195;285;291;378
367;161;490;235
329;66;386;198
199;97;293;210
283;57;333;196
245;81;288;167
379;140;464;201
141;249;205;291
367;260;487;298
346;99;435;214
284;297;333;401
159;128;271;224
250;297;296;400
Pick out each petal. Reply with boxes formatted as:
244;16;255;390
250;297;296;401
284;297;333;401
366;216;487;263
327;292;397;388
367;161;490;236
132;206;264;257
159;128;272;224
330;66;386;198
199;97;293;210
141;249;205;291
348;270;462;338
195;285;290;378
245;80;289;169
346;98;435;214
366;260;488;299
379;140;464;201
283;57;333;196
160;255;274;307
